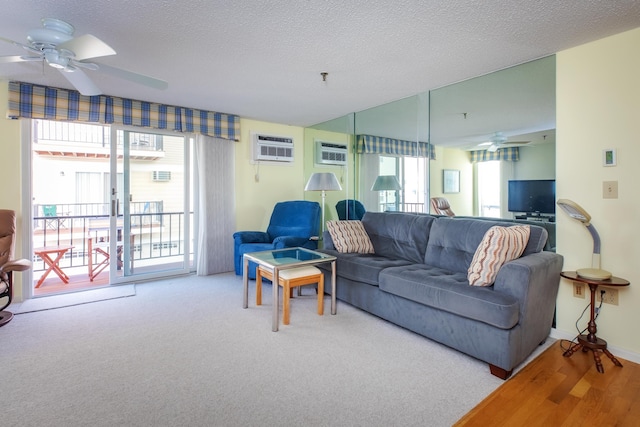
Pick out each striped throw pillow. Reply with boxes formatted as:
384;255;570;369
468;225;531;287
326;220;375;254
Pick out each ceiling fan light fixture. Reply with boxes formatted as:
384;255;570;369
44;50;69;69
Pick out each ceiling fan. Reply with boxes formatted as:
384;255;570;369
0;18;167;96
478;132;530;152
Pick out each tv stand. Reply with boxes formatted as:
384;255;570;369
514;213;555;223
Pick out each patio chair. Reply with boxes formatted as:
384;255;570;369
43;205;60;229
0;210;32;326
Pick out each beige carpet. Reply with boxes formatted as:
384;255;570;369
2;273;552;426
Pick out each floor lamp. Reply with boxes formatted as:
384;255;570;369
371;175;402;212
305;172;342;232
557;198;611;280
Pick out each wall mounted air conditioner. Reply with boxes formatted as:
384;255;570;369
315;140;348;166
252;133;294;162
152;171;171;182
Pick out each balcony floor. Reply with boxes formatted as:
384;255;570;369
34;269;111;297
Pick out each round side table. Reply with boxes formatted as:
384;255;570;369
560;271;630;373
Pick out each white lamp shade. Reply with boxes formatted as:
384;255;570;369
371;175;402;191
556;198;611;279
305;172;342;191
557;198;591;224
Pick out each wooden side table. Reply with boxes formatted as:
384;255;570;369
561;271;630;373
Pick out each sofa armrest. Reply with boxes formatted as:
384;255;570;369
322;230;336;250
493;251;564;344
233;231;270;244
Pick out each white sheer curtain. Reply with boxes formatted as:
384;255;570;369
195;134;236;275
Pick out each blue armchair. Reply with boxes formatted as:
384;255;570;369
233;200;321;279
335;199;366;220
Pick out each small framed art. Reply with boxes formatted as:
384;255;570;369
603;149;617;167
443;169;460;193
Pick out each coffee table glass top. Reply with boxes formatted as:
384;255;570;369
245;247;334;267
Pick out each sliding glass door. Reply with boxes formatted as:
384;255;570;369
31;120;194;294
109;127;192;284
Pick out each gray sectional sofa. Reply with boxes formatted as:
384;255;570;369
318;212;563;379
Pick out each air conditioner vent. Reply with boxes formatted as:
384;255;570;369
152;171;171;181
315;140;348;165
252;133;294;162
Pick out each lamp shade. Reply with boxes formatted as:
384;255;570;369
371;175;402;191
305;172;342;191
557;198;611;280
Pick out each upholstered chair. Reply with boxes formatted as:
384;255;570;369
430;197;455;216
233;201;321;279
0;210;32;327
335;199;366;221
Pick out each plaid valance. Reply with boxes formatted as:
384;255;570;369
7;81;240;141
469;147;519;162
356;134;435;159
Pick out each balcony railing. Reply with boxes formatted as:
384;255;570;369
32;211;192;274
377;202;427;213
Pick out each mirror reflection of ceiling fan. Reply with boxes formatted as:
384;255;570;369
477;132;531;152
0;18;168;96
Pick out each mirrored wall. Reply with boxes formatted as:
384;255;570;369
306;55;556;221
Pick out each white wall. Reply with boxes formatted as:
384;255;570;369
514;143;556;180
556;27;640;356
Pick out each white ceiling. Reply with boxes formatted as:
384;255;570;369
1;1;640;128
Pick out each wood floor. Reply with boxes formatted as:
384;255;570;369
455;341;640;426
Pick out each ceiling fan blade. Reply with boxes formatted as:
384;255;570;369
59;68;102;96
1;36;43;56
96;63;168;90
58;34;115;61
0;55;30;63
0;36;25;49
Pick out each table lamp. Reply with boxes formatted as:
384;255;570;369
371;175;402;212
557;198;611;280
305;172;342;232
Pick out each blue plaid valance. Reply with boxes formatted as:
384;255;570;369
469;147;519;162
7;81;240;141
356;134;435;158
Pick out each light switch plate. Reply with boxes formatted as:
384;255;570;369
603;181;618;199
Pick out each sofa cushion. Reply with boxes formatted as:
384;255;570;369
318;249;412;286
379;264;520;329
326;220;375;254
425;217;546;274
468;225;530;287
362;212;436;263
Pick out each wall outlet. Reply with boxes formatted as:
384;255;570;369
573;282;585;298
597;288;619;305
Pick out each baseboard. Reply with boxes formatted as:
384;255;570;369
550;328;640;365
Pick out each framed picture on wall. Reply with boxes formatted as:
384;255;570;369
443;169;460;193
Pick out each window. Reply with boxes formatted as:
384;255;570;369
477;161;500;217
378;155;428;213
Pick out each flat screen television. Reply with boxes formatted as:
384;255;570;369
507;179;556;215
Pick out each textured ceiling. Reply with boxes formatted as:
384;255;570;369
1;0;640;128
